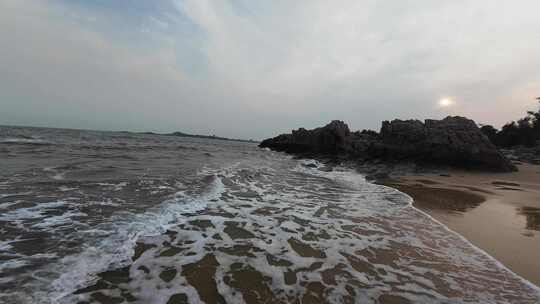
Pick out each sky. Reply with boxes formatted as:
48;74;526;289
1;0;540;140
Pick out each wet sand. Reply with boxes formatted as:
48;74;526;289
385;163;540;287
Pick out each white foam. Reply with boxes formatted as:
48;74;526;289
346;166;540;295
88;199;121;207
32;210;87;229
0;239;14;251
50;174;226;303
0;200;20;209
58;186;78;192
291;160;540;300
115;162;515;303
0;259;30;271
0;201;68;222
16;157;539;303
43;167;65;180
113;182;128;191
280;220;301;231
93;182;129;191
0;138;48;144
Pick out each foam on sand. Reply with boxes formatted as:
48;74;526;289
48;173;226;303
63;160;540;303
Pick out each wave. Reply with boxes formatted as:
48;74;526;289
66;160;540;303
46;173;226;304
5;155;539;303
0;137;52;145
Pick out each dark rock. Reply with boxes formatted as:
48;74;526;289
259;120;350;154
377;119;426;158
347;130;381;157
260;116;516;172
374;116;516;172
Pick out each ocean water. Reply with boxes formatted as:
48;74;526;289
0;126;539;304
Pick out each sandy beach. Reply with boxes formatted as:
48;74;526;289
384;163;540;287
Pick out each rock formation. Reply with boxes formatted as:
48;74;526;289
260;116;517;172
259;120;351;154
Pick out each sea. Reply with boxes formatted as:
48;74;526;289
0;126;539;304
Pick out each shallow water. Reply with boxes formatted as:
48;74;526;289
0;126;539;303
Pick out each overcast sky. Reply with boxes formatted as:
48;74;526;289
1;0;540;139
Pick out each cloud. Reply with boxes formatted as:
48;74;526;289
0;1;241;135
1;0;540;139
175;0;540;131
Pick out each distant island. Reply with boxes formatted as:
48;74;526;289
139;131;258;143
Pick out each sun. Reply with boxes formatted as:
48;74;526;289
438;98;454;107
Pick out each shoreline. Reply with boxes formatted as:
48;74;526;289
40;158;540;303
405;194;540;294
382;163;540;287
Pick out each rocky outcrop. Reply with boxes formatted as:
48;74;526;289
259;120;351;154
372;116;516;171
260;116;517;172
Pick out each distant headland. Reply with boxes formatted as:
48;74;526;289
139;131;258;143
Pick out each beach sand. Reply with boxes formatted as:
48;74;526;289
384;163;540;287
